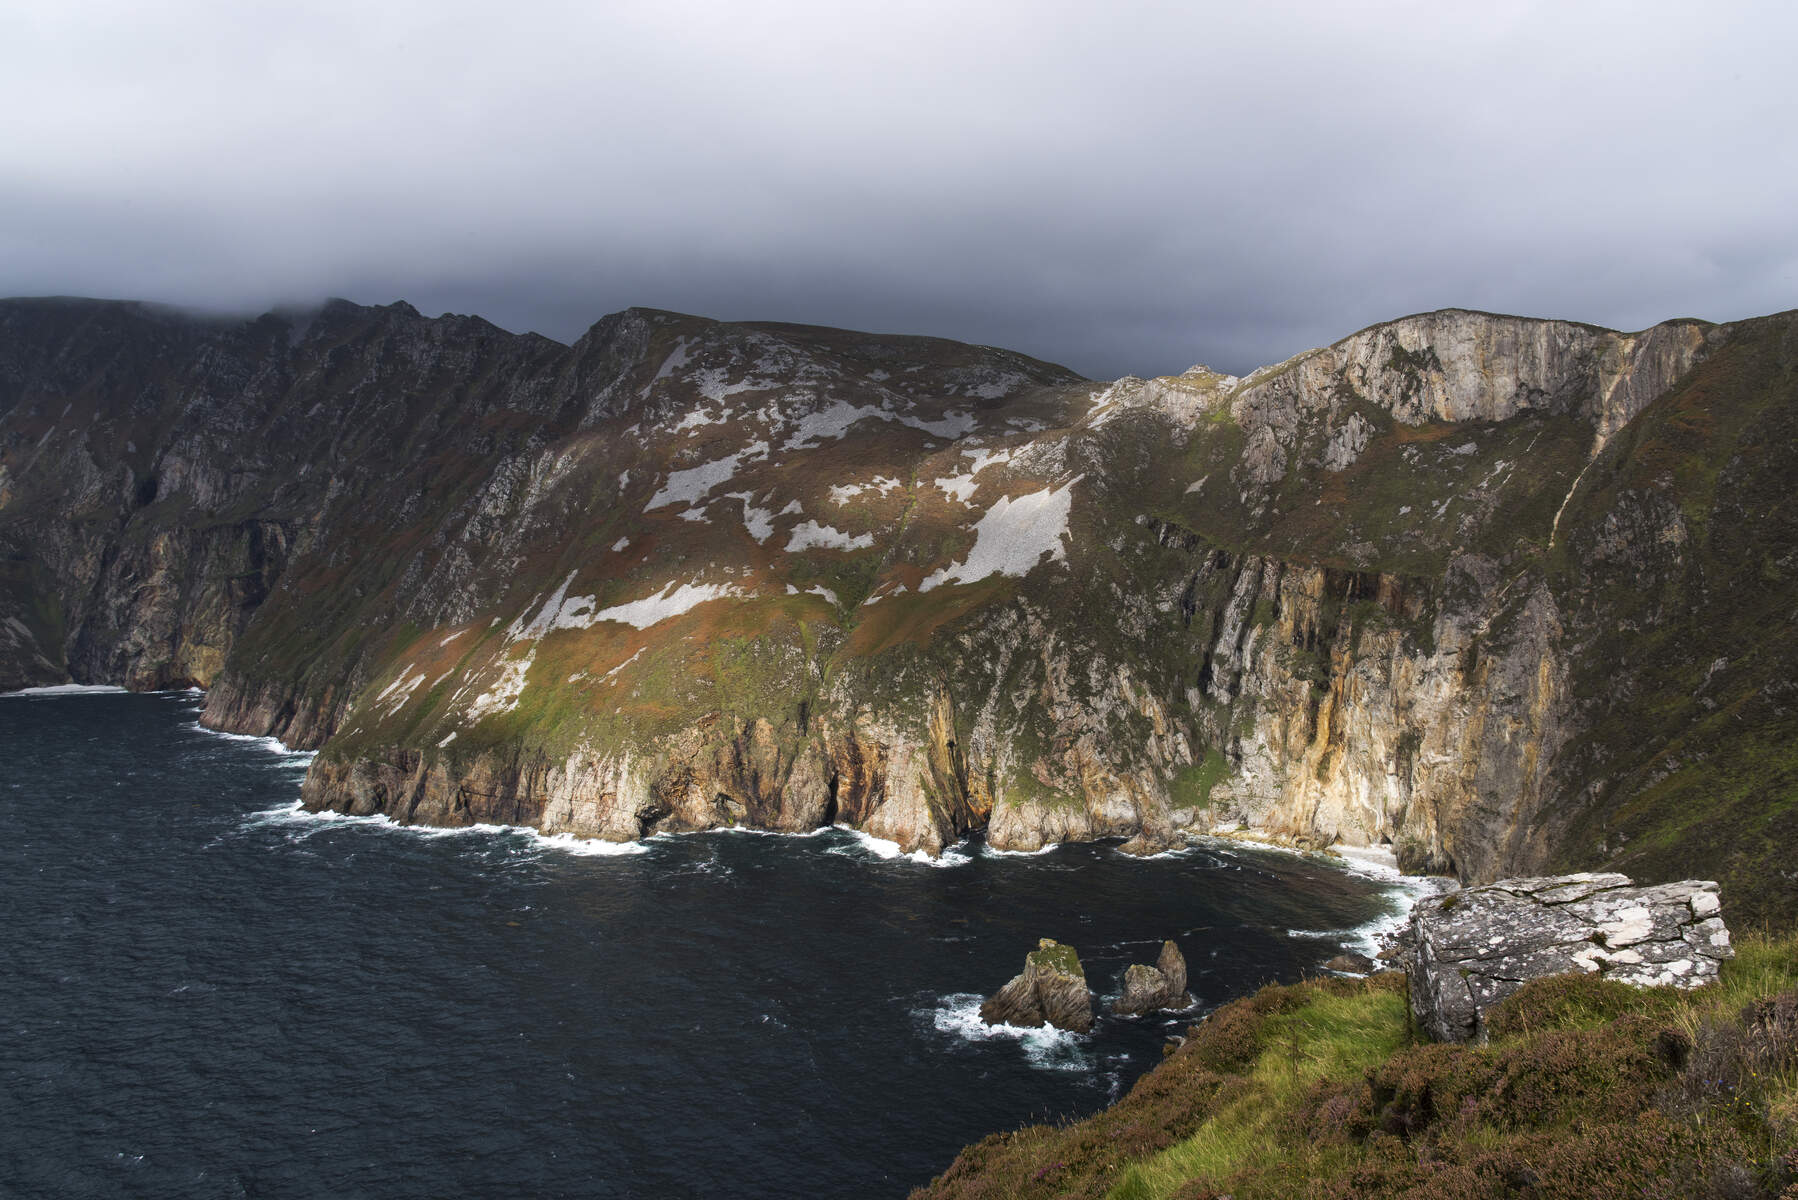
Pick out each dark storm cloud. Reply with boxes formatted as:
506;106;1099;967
3;0;1794;378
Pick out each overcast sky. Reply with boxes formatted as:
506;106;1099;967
2;1;1793;379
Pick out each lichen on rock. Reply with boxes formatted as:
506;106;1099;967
1402;872;1733;1043
979;938;1094;1033
1110;940;1191;1016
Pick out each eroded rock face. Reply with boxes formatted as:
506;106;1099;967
980;939;1093;1033
1110;940;1191;1016
1405;872;1733;1043
9;295;1798;923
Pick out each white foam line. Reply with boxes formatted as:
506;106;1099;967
981;841;1060;857
1188;831;1451;957
828;825;973;867
190;723;315;761
244;801;650;856
926;993;1093;1071
1108;843;1208;861
532;831;652;857
2;683;130;696
660;824;834;840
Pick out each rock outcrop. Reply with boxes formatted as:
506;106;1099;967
7;296;1798;927
1110;940;1192;1016
980;939;1094;1033
1323;952;1375;975
1404;873;1733;1043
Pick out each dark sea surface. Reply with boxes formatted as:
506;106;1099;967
0;691;1409;1199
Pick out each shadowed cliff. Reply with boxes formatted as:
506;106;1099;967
4;295;1795;925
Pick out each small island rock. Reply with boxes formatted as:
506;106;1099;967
1323;952;1375;975
1110;940;1192;1016
980;939;1093;1033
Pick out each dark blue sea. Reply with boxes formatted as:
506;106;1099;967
0;690;1409;1198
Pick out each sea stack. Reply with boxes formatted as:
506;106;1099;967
1111;940;1192;1016
980;939;1094;1033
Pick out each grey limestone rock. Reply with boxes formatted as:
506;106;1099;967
980;939;1094;1033
1405;872;1732;1043
1110;940;1192;1016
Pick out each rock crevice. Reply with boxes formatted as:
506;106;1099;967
1403;872;1733;1043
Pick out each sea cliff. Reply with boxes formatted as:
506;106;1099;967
5;297;1795;923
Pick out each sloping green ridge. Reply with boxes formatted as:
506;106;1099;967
1549;312;1798;930
913;933;1798;1200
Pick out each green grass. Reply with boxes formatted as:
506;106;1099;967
914;931;1798;1200
1169;749;1232;812
1028;940;1085;979
1108;988;1408;1199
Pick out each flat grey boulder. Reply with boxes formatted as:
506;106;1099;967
1111;940;1193;1016
980;939;1094;1033
1405;872;1732;1043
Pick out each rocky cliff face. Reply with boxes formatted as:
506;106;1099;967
5;296;1795;921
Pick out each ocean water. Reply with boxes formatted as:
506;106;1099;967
0;692;1411;1198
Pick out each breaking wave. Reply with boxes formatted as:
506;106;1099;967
826;825;974;867
241;800;649;856
923;993;1093;1071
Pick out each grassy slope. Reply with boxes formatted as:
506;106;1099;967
1548;312;1798;930
914;934;1798;1200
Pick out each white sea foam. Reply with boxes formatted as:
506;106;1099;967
2;683;130;696
672;824;834;841
1189;832;1450;958
981;841;1060;857
191;723;315;760
1297;856;1448;958
1329;843;1406;879
243;801;649;855
531;831;652;856
925;993;1092;1070
827;825;973;867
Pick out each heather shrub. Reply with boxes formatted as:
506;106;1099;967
913;934;1798;1200
1486;968;1682;1038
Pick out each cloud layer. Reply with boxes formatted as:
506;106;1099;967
3;1;1794;377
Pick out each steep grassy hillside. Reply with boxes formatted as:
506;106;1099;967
1544;313;1798;930
914;934;1798;1199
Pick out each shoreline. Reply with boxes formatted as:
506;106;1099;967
6;687;1452;945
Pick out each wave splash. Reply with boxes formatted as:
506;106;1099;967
241;800;650;856
924;993;1093;1072
826;825;974;867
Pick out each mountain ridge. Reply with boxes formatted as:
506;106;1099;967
4;296;1794;924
